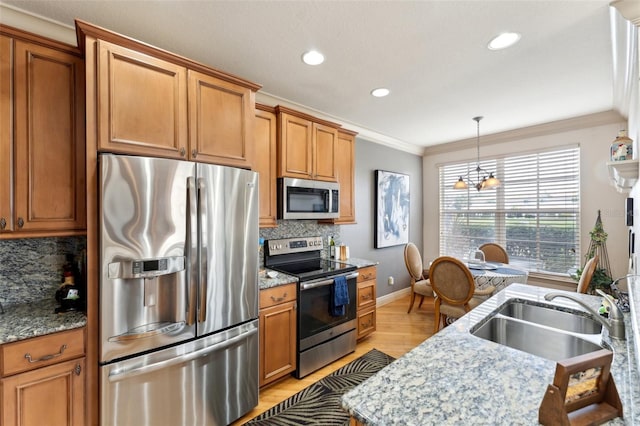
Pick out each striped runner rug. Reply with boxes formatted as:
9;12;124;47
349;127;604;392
244;349;395;426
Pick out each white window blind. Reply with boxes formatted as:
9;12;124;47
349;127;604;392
439;146;580;275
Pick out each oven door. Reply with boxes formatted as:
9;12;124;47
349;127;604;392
298;272;358;350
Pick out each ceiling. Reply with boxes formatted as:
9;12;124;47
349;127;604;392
0;0;619;151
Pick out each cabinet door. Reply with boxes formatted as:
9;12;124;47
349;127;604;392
2;358;85;426
12;40;86;233
188;70;254;168
97;40;188;158
335;130;356;223
278;112;313;178
255;106;277;227
0;35;12;231
312;122;338;182
259;300;296;387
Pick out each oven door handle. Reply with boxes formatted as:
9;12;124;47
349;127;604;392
300;272;359;291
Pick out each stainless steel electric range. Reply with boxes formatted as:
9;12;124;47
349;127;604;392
264;236;359;378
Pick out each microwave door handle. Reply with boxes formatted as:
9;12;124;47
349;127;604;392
197;177;207;324
186;177;197;326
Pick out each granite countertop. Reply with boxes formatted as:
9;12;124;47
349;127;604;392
0;299;87;344
342;284;639;425
259;257;378;290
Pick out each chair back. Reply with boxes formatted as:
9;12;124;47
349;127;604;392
404;243;425;281
577;254;599;294
479;243;509;263
429;256;475;305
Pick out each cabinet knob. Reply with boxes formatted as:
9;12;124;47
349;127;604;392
180;147;186;157
192;149;198;158
0;217;5;229
17;217;24;228
74;363;82;376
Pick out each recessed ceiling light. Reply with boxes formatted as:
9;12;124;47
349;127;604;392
488;32;521;50
371;88;390;97
302;50;324;65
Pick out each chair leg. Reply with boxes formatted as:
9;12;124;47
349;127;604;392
418;295;425;308
433;300;441;334
407;292;416;313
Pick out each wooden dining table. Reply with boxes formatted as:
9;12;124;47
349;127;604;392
465;261;528;293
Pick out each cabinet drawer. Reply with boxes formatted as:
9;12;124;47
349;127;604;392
357;266;376;282
260;283;297;309
357;307;376;340
357;281;376;310
1;328;85;377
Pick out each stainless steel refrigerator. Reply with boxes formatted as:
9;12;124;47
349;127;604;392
98;153;259;425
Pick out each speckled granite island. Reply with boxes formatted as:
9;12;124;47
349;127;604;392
341;283;640;425
0;299;86;344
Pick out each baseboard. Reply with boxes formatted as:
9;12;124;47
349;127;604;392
376;287;410;307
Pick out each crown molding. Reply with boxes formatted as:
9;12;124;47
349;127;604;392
423;110;625;156
255;91;425;156
611;0;640;26
0;3;77;45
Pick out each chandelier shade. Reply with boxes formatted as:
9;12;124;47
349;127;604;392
453;116;501;191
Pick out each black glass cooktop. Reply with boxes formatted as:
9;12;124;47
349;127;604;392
269;258;356;281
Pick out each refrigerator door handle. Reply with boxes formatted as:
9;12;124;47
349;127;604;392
107;325;258;383
197;177;207;323
186;176;197;326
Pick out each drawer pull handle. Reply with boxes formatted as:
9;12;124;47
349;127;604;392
270;293;287;303
24;344;67;363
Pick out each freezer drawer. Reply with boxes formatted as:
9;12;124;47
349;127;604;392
100;320;258;426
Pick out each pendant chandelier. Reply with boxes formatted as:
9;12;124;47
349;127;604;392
453;116;501;191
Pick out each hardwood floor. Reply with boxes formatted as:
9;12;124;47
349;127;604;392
233;293;436;425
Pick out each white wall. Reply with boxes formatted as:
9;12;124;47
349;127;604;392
423;113;630;284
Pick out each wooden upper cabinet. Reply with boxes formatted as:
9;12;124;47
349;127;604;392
335;129;357;224
97;40;188;158
276;106;338;182
255;104;277;228
78;20;261;168
313;123;338;181
188;70;254;168
0;35;12;233
1;28;86;237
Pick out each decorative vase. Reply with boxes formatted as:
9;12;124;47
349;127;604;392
610;130;633;161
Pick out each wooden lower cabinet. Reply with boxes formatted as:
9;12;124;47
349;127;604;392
356;266;377;340
2;358;85;426
1;327;86;426
259;283;297;387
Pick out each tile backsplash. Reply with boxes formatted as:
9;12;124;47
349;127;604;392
0;220;336;304
0;237;86;304
259;220;341;266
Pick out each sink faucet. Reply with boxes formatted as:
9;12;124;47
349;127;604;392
544;290;626;340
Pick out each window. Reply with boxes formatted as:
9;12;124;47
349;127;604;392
439;146;580;276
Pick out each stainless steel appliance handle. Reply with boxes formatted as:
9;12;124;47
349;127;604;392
186;177;197;326
300;272;359;291
197;177;207;323
107;325;258;383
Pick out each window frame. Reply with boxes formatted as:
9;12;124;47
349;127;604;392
438;144;581;277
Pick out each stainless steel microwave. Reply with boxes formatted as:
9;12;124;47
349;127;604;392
278;177;339;220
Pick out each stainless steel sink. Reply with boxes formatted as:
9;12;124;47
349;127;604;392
496;300;602;335
471;316;604;361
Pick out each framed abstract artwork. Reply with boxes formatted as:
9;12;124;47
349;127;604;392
374;170;410;248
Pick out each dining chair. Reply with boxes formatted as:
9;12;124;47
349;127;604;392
403;243;433;313
479;243;509;264
429;256;495;333
576;254;599;294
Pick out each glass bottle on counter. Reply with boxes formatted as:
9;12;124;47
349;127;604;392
329;235;336;258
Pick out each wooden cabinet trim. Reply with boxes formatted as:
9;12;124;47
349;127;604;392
255;105;278;227
274;105;340;129
76;19;261;92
